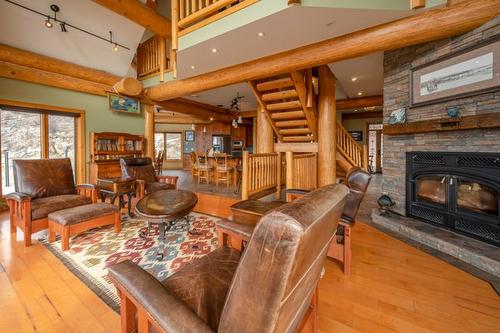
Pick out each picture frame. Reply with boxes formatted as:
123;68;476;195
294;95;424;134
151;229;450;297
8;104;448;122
349;131;363;142
410;37;500;107
108;93;141;114
185;130;195;142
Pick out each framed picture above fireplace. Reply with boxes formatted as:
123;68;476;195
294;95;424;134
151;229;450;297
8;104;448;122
410;37;500;107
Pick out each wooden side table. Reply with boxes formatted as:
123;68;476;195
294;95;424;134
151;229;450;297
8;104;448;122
96;177;136;217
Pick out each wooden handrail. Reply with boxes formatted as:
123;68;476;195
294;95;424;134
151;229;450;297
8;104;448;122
136;35;170;80
336;121;365;169
241;151;281;200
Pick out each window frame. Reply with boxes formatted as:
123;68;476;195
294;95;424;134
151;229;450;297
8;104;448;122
0;99;86;196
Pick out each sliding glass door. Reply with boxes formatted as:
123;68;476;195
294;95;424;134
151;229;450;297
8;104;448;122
48;114;76;173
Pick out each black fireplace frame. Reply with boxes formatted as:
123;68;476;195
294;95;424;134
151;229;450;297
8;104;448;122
406;152;500;246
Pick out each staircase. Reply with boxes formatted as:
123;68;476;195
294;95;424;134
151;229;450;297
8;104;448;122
249;71;367;178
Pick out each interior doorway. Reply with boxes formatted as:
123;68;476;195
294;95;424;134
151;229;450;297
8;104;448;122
367;123;383;173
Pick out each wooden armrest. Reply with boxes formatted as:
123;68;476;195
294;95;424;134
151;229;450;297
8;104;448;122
5;192;31;202
108;261;214;333
76;184;97;203
216;218;253;241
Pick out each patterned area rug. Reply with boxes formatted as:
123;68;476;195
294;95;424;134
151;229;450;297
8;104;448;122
41;212;219;312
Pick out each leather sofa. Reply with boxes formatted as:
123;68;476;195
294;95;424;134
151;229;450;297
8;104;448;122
120;157;179;199
6;158;97;246
108;183;349;333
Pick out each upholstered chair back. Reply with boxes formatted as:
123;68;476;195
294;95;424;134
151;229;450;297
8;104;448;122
341;167;372;223
219;184;348;333
120;157;158;184
13;158;76;199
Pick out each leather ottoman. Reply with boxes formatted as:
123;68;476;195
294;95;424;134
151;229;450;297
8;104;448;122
48;203;121;251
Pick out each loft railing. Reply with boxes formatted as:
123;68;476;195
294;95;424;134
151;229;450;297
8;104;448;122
241;151;284;200
336;121;368;170
285;152;317;191
136;35;174;81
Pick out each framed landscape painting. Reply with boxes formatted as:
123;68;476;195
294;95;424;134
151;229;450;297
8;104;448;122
109;93;141;114
410;38;500;107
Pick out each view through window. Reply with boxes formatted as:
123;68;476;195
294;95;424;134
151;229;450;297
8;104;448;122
166;133;182;160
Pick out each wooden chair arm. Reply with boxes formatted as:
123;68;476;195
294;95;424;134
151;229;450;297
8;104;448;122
76;184;98;203
5;192;31;203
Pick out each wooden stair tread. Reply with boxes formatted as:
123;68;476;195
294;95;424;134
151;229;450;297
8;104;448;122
282;136;313;142
271;111;305;120
256;77;294;92
261;89;298;102
275;119;308;127
279;128;312;135
267;100;302;111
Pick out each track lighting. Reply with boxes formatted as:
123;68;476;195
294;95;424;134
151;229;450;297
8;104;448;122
5;1;130;52
45;17;53;28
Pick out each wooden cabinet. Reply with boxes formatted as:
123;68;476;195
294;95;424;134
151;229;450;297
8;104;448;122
89;132;145;184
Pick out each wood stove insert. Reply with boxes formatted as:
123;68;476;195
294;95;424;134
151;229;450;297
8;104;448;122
406;152;500;246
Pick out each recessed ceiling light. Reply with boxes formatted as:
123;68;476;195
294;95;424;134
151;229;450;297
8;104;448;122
257;32;265;37
211;48;218;53
209;117;214;121
190;65;195;69
351;77;357;82
357;91;363;96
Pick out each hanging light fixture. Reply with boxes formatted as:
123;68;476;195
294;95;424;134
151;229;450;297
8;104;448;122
5;1;130;52
237;115;243;124
191;123;195;130
232;118;238;128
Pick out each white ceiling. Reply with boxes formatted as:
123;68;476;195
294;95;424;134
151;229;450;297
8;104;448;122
0;0;145;77
180;5;410;108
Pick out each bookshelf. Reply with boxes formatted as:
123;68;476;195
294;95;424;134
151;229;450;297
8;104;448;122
89;132;145;183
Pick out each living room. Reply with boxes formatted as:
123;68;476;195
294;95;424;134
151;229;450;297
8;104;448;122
0;1;499;332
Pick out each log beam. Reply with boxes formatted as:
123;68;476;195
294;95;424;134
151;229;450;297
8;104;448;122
91;0;171;37
0;61;110;96
145;0;500;100
113;77;143;96
144;104;155;158
336;95;383;110
155;98;234;122
0;43;120;86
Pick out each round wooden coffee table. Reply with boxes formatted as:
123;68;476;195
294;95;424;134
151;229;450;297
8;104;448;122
135;190;198;260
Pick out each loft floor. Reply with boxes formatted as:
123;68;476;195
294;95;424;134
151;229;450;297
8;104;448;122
1;186;499;332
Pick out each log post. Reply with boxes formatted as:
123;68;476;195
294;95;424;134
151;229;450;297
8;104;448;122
159;37;166;82
285;151;294;190
317;65;337;186
241;151;249;200
362;144;369;171
144;104;155;159
256;105;274;153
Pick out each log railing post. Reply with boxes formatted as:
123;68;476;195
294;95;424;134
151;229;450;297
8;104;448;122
159;37;166;82
276;152;282;199
285;151;293;190
362;144;369;171
241;151;249;200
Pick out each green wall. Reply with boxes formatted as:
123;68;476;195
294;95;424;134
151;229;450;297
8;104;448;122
0;77;145;180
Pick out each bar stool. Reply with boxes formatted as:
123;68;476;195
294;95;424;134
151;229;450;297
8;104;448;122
190;151;199;181
196;152;212;184
214;153;233;187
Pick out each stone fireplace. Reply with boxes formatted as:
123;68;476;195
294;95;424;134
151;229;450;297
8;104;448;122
382;18;500;247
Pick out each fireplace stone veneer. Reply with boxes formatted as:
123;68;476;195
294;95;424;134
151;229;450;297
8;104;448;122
406;152;500;246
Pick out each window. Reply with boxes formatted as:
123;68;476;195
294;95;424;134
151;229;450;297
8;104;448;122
154;132;182;161
166;133;182;160
1;110;41;194
0;103;82;195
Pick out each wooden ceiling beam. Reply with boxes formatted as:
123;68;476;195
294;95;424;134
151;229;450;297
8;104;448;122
342;111;383;120
91;0;171;37
155;98;234;122
155;112;210;124
0;44;120;86
336;95;383;110
145;0;500;101
0;61;110;96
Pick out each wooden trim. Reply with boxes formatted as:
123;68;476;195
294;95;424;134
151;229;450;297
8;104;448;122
274;142;318;153
41;114;49;159
156;98;234;122
91;0;172;37
0;43;120;86
0;99;86;183
411;0;426;9
145;0;499;100
336;96;383;110
384;112;500;135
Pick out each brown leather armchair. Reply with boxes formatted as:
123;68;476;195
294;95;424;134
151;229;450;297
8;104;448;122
108;184;348;333
6;158;97;247
120;157;179;199
218;167;372;275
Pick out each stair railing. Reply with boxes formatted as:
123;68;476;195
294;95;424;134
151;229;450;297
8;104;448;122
285;152;317;191
241;151;283;200
336;121;368;170
136;35;173;81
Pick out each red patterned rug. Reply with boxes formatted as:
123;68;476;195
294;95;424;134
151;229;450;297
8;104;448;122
41;212;218;312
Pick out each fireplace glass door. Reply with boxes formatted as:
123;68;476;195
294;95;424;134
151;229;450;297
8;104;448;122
456;178;498;216
416;176;447;207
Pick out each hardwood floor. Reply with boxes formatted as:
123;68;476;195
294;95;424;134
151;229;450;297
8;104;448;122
1;210;499;332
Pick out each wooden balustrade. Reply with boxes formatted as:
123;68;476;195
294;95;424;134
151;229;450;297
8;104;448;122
336;121;366;169
241;151;282;200
285;152;317;191
136;35;172;80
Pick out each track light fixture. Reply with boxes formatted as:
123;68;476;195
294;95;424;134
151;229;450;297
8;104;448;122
5;0;130;52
